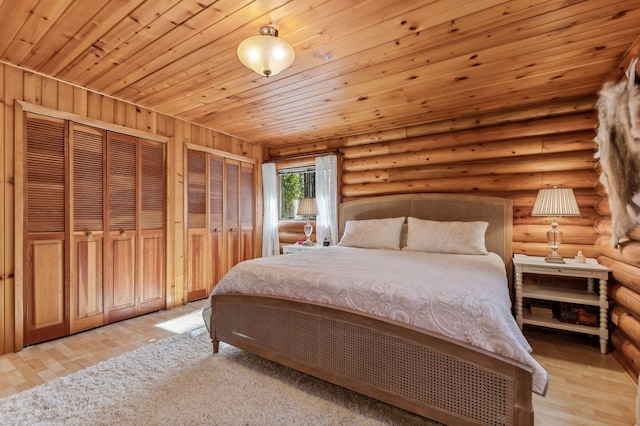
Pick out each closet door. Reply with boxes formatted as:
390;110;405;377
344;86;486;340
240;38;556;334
224;159;240;274
138;140;165;314
186;150;209;301
184;149;254;300
105;133;138;322
240;162;255;262
209;155;224;285
23;116;69;345
69;124;105;333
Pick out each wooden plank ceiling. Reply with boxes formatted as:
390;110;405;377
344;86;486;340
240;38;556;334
0;0;639;147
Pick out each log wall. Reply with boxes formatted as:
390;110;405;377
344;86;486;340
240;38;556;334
0;62;264;353
270;99;601;258
269;97;639;381
596;203;640;380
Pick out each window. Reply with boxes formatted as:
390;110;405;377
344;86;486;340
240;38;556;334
279;167;315;220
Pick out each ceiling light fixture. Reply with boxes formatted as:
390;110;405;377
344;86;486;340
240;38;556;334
237;26;295;78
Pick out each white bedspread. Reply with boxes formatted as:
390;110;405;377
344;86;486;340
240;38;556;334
203;246;549;395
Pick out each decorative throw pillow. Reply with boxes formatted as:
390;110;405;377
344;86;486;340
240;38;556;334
403;217;489;255
338;217;405;250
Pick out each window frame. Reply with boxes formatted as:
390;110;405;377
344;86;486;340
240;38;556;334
278;166;316;221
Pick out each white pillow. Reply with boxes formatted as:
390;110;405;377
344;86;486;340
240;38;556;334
403;217;489;255
338;217;405;250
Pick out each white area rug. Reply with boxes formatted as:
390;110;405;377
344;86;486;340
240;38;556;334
0;326;438;425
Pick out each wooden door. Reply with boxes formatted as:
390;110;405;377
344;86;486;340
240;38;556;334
184;150;254;298
209;155;224;285
69;124;105;333
138;140;165;314
23;116;69;345
105;133;137;322
224;159;240;273
240;162;255;262
186;150;208;301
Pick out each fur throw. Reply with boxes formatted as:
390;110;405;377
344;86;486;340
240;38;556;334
594;57;640;247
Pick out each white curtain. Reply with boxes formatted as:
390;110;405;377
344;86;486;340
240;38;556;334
261;163;280;256
315;155;338;245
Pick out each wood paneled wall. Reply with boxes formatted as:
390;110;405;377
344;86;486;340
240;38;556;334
0;62;264;353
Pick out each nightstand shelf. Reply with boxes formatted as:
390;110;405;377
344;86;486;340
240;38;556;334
521;284;604;306
513;254;611;353
522;311;603;336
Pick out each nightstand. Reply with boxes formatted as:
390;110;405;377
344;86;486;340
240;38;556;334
282;243;318;254
513;254;611;354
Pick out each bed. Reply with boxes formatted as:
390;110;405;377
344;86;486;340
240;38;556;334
204;193;547;425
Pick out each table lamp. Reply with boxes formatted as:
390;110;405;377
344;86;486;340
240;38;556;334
296;197;317;246
531;187;580;263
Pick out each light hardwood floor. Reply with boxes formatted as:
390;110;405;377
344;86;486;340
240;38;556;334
0;301;636;425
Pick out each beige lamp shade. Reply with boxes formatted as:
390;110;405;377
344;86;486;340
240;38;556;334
296;197;317;216
237;26;295;78
531;187;579;263
531;187;580;217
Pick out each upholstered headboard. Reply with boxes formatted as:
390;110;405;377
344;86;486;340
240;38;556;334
339;193;513;279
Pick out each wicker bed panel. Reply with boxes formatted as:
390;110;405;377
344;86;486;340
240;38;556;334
212;295;530;426
215;299;320;367
321;319;515;425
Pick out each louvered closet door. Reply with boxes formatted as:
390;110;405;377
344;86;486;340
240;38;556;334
70;124;105;333
138;140;165;314
24;116;69;345
186;150;209;301
209;155;224;285
184;150;253;300
240;162;255;262
105;133;137;322
225;159;240;273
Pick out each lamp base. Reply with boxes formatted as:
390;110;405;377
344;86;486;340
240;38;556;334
544;219;565;263
302;220;314;246
544;254;565;264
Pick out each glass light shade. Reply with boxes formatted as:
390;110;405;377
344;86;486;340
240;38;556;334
237;27;295;77
531;187;580;263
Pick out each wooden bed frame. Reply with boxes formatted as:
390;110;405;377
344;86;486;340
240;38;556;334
209;193;533;426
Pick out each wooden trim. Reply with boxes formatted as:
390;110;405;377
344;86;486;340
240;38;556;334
268;149;339;163
605;35;640;83
182;143;189;306
64;120;71;339
13;102;24;351
17;101;169;144
185;142;256;164
274;157;315;171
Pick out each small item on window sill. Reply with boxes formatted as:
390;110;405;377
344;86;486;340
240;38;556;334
297;240;304;245
575;251;586;263
323;237;330;247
